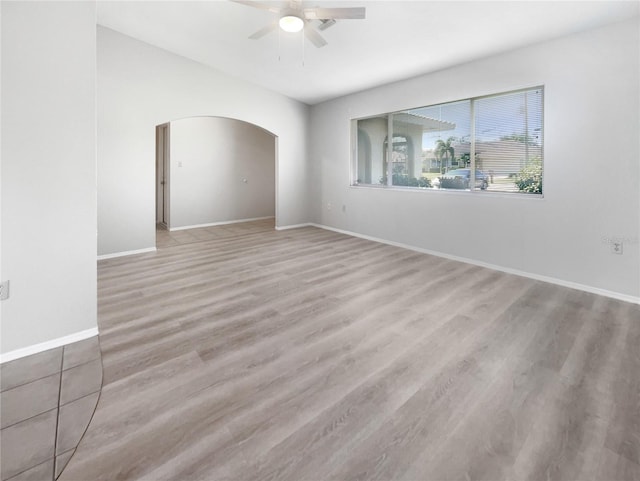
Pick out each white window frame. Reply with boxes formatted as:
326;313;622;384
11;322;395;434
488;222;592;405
351;86;544;196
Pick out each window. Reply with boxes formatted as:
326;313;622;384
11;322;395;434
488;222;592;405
352;87;544;195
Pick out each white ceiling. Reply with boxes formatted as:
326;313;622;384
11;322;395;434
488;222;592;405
97;0;639;105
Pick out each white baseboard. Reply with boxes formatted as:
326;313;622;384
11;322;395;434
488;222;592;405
98;247;157;260
303;223;640;305
170;216;275;232
0;327;100;364
275;223;313;231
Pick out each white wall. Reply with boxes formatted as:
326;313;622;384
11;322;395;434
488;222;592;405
97;27;309;256
169;117;275;228
310;18;640;299
1;2;97;354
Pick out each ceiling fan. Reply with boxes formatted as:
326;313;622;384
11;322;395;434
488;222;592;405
230;0;366;48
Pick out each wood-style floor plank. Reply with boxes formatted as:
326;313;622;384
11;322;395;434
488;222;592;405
60;220;640;481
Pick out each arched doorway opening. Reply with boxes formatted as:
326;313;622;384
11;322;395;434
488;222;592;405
155;116;277;243
383;134;415;180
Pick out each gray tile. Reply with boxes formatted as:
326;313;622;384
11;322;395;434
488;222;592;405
5;459;53;481
56;392;99;455
1;374;60;429
54;449;74;479
62;337;100;371
1;349;62;392
59;359;102;406
0;410;57;480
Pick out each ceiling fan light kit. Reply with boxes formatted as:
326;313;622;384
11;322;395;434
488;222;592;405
279;15;304;33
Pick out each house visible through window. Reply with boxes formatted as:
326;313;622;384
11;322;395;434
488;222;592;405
352;87;544;195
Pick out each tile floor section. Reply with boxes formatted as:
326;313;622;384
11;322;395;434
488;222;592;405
0;336;102;480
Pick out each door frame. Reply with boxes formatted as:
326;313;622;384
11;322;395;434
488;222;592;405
155;123;170;229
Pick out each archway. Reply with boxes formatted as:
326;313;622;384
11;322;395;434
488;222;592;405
155;116;277;242
383;134;415;180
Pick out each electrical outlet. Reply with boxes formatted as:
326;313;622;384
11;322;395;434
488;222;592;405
0;280;10;300
611;240;623;255
327;202;332;211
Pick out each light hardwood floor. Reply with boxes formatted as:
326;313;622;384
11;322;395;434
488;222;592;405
61;220;640;481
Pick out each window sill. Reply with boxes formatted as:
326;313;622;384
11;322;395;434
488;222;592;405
349;183;545;200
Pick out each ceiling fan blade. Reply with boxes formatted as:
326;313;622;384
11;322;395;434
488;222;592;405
303;7;366;20
317;19;336;31
249;22;278;39
304;26;327;48
230;0;281;14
